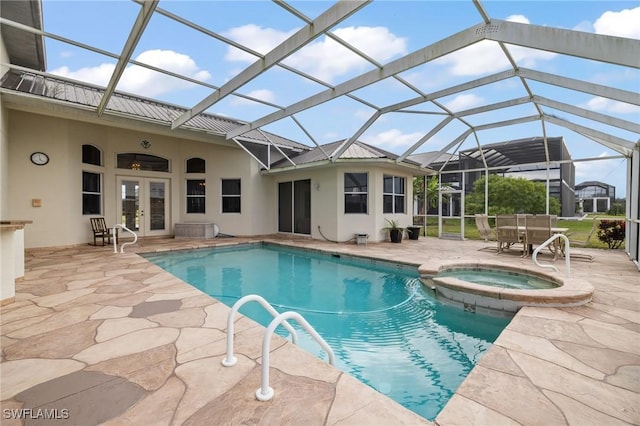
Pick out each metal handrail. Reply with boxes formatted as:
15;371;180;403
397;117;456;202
532;233;571;276
256;311;335;401
221;295;298;367
112;224;138;253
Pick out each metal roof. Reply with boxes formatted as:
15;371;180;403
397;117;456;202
0;0;45;71
0;0;638;172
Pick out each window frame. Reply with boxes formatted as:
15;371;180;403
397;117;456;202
383;175;406;214
186;179;206;214
221;178;241;213
82;170;102;215
344;172;368;214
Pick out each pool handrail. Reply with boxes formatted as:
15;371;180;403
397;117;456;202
112;224;137;253
256;310;335;401
221;294;298;367
532;233;571;276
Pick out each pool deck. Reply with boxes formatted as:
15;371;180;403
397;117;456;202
1;235;638;425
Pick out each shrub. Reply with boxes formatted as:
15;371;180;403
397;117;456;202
597;220;625;249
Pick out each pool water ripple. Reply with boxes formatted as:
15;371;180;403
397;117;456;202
143;244;512;420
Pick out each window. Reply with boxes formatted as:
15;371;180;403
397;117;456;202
82;144;102;166
383;175;405;214
186;157;205;173
186;179;205;213
116;153;169;172
344;173;368;214
222;179;241;213
82;171;102;214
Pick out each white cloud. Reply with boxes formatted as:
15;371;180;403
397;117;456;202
230;89;276;106
224;25;407;83
593;7;640;39
51;50;211;97
574;153;626;186
362;128;424;150
585;97;640;114
443;94;484;112
224;24;297;62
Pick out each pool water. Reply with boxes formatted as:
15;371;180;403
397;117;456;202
438;268;558;289
143;244;512;420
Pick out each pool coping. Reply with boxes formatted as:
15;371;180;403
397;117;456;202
419;260;594;312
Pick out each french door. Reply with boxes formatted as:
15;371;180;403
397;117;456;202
278;180;311;235
117;177;170;237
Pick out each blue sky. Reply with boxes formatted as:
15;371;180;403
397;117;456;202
40;1;639;195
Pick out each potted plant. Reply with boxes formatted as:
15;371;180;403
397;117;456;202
406;225;421;240
384;219;405;243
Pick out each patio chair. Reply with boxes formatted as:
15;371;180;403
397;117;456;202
524;214;553;258
496;214;525;255
90;217;115;246
474;214;494;241
562;216;599;261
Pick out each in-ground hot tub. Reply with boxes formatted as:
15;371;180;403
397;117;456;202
419;262;593;313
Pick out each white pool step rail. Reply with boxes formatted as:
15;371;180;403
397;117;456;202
222;294;335;401
112;224;138;253
532;233;571;276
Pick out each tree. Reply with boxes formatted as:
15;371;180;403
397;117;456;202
465;175;560;216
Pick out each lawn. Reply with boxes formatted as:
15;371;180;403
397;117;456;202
417;214;625;250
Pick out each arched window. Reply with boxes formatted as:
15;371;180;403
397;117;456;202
116;153;170;172
82;144;102;166
186;157;205;173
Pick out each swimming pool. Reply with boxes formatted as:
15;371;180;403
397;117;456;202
143;243;512;420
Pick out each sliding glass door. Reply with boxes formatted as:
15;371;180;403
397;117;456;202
278;179;311;235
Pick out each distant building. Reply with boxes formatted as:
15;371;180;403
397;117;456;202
410;136;576;217
575;181;616;213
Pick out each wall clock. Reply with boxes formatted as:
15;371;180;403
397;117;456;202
30;152;49;165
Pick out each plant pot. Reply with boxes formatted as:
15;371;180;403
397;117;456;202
407;226;420;240
389;229;403;243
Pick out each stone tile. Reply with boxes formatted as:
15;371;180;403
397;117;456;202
497;330;605;379
129;300;181;318
174;355;255;425
553;340;640;375
146;289;203;301
4;320;100;360
15;371;147;426
435;394;517;426
202;302;231;329
73;327;179;365
94;281;148;294
90;305;133;320
175;327;226;364
101;376;185;426
476;345;525;377
455;364;566;425
98;292;153;307
269;341;341;383
7;304;102;339
542;389;632;426
327;372;429;425
86;344;176;391
96;317;158;342
32;288;96;308
0;312;55;335
579;318;640;354
0;304;54;326
510;351;640;424
507;315;605;347
148;307;206;328
0;358;85;400
183;365;336;426
606;365;640;393
0;400;24;426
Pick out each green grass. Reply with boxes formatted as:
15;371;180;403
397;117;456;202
417;214;625;249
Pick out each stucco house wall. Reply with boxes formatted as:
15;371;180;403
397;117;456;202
6;110;275;248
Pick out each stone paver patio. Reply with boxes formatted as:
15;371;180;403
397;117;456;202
1;235;638;425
